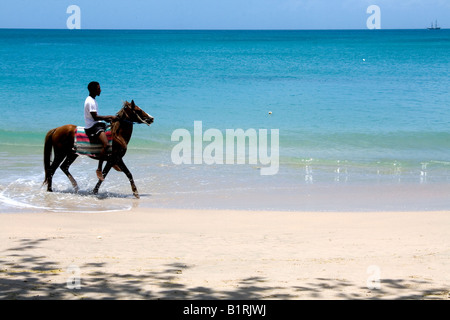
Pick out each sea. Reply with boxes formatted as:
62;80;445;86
0;29;449;213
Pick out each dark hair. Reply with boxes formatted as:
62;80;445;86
88;81;99;93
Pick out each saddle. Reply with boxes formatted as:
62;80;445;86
74;126;113;158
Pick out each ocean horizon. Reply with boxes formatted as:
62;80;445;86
0;28;449;213
0;27;447;30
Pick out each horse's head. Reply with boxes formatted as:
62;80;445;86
120;100;154;126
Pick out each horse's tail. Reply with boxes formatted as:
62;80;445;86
43;128;56;186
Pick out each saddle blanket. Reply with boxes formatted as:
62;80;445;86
74;126;113;157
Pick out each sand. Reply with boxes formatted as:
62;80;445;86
0;208;449;300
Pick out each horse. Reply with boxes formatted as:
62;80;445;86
43;100;154;198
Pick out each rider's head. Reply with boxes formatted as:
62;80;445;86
88;81;101;97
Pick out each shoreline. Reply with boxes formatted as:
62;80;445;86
0;207;449;299
2;179;449;214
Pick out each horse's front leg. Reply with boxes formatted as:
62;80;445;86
117;159;139;199
93;161;113;195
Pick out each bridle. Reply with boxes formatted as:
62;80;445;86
115;104;150;126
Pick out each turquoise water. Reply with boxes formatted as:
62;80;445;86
0;29;449;212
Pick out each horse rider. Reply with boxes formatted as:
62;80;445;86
84;81;117;181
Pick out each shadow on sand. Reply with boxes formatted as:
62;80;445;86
0;238;448;300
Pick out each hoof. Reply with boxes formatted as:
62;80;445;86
96;170;105;181
133;192;140;199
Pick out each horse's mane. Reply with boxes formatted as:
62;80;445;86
110;101;133;150
115;101;131;118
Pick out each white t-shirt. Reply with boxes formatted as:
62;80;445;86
84;96;99;129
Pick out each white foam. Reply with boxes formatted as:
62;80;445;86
0;190;133;213
47;206;133;213
0;192;50;210
0;175;135;213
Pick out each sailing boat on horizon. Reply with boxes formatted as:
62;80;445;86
427;20;441;30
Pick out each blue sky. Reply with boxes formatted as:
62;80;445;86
0;0;448;29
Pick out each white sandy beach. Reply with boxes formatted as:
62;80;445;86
0;208;449;300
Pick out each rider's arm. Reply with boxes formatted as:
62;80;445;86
90;112;116;123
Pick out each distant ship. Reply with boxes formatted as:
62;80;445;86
427;20;441;30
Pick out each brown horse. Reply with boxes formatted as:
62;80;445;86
43;100;154;198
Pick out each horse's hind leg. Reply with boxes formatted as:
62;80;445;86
60;153;79;192
46;153;66;192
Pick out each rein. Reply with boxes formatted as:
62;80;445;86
114;105;144;125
